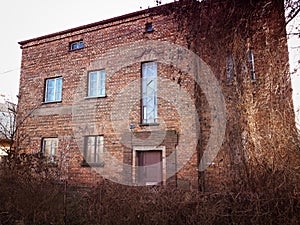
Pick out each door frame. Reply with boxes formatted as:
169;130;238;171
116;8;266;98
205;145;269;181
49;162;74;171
132;146;166;185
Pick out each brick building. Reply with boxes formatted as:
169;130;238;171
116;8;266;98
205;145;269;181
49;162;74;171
17;0;297;190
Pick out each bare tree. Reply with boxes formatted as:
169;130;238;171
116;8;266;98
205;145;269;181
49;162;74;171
0;100;17;155
0;97;41;163
285;0;300;26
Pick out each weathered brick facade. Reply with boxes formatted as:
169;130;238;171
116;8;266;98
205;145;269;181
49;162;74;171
17;0;297;191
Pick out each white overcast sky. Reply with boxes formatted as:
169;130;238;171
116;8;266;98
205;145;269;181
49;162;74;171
0;0;173;103
0;0;299;122
287;14;300;125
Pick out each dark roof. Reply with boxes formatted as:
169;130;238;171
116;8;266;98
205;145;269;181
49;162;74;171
18;2;176;46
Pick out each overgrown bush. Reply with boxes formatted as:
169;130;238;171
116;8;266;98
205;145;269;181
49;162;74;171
0;154;65;225
0;154;299;225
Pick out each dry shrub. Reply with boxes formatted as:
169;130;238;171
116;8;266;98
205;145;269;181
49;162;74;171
0;170;64;225
0;153;299;225
70;176;299;225
0;153;65;225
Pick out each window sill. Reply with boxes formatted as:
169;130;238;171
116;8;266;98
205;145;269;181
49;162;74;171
139;123;159;127
143;30;155;34
68;47;84;52
42;100;62;105
84;95;107;100
81;162;105;167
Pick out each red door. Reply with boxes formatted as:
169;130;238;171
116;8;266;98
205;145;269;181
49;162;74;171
137;151;162;185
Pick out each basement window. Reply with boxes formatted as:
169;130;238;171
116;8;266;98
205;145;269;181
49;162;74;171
70;40;84;51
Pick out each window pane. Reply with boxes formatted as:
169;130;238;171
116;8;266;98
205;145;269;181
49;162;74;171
46;79;55;102
43;140;51;156
55;78;62;101
71;43;76;50
142;77;147;95
79;41;84;48
50;139;58;157
142;62;157;78
89;72;98;97
142;62;157;123
100;71;106;96
87;136;95;163
95;137;100;163
226;56;233;80
249;51;256;80
143;106;147;123
99;136;104;153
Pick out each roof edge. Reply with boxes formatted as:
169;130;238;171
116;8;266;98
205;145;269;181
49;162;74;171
18;2;177;46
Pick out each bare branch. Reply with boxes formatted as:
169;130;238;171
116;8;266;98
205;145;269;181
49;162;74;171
285;0;300;25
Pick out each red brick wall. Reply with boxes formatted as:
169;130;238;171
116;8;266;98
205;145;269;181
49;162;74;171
18;5;199;188
17;0;297;190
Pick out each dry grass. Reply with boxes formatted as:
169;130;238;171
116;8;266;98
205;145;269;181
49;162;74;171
0;156;299;225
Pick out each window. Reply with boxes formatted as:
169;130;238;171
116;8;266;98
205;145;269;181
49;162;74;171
45;77;62;103
142;62;157;124
88;70;106;97
226;55;234;81
42;138;58;162
70;40;84;51
145;23;153;32
84;136;104;165
249;50;256;80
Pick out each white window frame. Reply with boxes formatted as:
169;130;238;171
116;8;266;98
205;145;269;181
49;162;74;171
142;62;158;124
87;70;106;98
42;138;58;162
84;135;104;165
45;77;62;103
